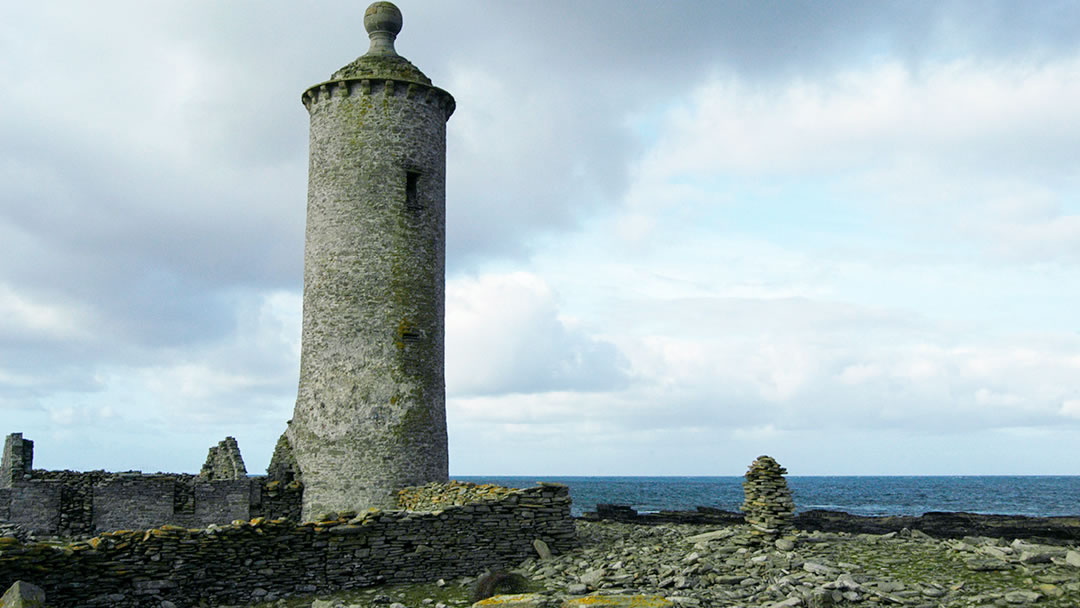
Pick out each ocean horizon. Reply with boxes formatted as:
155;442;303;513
456;475;1080;519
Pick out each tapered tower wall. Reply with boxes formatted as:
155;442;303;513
288;2;454;519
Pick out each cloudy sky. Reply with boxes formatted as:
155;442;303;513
2;1;1078;477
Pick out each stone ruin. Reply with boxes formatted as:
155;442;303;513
198;436;246;480
0;432;301;537
0;482;575;607
741;454;795;538
0;433;33;487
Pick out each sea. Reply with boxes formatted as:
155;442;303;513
456;476;1080;519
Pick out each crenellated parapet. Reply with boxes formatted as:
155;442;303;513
301;77;455;119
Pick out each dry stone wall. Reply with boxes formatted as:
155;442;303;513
0;473;300;538
397;480;522;511
0;484;575;608
0;433;301;538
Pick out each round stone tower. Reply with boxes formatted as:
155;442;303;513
288;1;454;519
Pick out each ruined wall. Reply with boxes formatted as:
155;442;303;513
0;484;575;608
198;436;247;480
0;433;32;488
0;434;301;537
397;479;523;511
2;473;300;537
251;479;304;522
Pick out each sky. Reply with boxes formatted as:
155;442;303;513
1;1;1078;477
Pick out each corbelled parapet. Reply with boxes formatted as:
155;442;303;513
300;1;454;117
288;1;454;519
741;455;795;538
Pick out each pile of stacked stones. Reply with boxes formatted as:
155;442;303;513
740;455;795;538
397;480;520;511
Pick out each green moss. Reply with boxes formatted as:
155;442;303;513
331;55;433;85
244;578;478;608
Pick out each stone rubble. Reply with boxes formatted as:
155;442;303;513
486;520;1080;608
237;521;1080;608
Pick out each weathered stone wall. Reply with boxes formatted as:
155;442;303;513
7;480;60;535
251;479;304;522
397;480;522;511
0;484;574;608
0;433;303;537
2;474;302;537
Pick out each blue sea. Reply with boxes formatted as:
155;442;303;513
457;476;1080;518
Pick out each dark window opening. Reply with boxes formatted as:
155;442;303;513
405;171;421;215
401;331;422;343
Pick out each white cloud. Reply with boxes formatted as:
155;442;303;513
0;283;90;341
646;58;1080;177
974;388;1023;407
1061;400;1080;419
446;272;627;397
627;57;1080;266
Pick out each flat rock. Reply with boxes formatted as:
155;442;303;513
683;530;734;544
561;596;673;607
1003;590;1042;604
775;538;795;551
1065;550;1080;567
533;539;553;560
579;569;606;587
803;562;837;576
472;593;549;607
965;558;1012;571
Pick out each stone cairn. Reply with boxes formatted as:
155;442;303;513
740;455;795;539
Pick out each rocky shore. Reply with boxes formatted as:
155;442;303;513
237;518;1080;608
582;505;1080;545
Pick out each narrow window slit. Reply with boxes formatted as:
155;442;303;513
405;171;421;215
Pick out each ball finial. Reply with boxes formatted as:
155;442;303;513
364;2;403;57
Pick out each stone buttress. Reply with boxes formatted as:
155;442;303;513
287;2;455;518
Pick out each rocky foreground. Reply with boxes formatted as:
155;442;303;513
242;519;1080;608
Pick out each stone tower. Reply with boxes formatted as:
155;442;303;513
287;1;454;519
